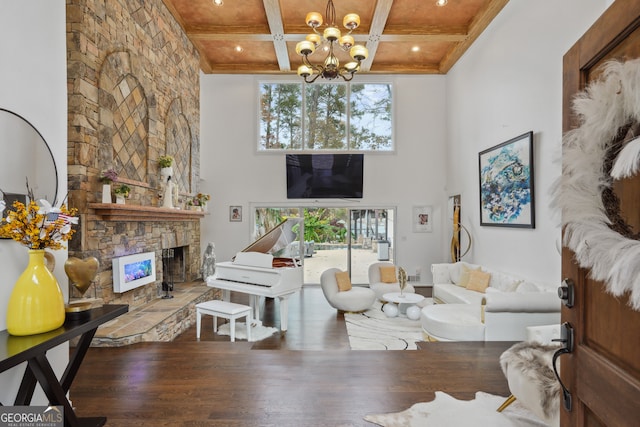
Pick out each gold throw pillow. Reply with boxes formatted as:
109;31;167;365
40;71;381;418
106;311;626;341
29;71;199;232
379;266;397;283
458;264;481;288
335;271;352;291
466;270;491;293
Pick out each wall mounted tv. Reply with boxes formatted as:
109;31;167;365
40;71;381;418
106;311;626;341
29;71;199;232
286;153;364;199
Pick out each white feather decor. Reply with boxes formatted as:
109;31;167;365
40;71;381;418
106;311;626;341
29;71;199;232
611;136;640;179
550;58;640;311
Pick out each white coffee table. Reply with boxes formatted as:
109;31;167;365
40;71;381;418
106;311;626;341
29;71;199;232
382;292;425;319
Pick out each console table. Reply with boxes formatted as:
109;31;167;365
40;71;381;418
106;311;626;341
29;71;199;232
0;304;128;427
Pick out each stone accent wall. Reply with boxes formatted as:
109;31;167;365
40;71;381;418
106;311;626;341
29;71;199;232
66;0;202;309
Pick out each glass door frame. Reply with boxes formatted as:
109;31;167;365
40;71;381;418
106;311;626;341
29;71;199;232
250;203;396;285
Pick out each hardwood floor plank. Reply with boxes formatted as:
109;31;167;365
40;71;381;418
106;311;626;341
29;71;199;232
71;286;512;426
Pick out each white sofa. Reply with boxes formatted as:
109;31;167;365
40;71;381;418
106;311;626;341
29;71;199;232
421;262;561;341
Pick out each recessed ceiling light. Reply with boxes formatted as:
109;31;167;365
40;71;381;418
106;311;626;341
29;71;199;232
235;46;244;53
436;0;448;6
411;46;420;52
213;0;223;6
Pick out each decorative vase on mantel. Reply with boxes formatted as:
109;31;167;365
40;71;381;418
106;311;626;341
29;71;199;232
6;249;66;336
102;183;112;203
116;195;125;205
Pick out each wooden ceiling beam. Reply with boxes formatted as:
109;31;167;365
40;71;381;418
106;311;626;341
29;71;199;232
263;0;291;72
439;0;509;73
360;0;394;72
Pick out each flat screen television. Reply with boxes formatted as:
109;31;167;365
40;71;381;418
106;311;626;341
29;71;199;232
286;153;363;199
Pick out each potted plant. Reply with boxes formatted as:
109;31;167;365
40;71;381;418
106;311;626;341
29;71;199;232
196;193;211;210
99;169;118;203
158;155;174;179
114;184;130;204
189;193;211;211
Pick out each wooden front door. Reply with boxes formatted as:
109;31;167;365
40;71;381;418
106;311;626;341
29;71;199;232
561;1;640;426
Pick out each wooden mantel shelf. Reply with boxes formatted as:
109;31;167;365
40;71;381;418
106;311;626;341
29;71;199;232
89;203;206;221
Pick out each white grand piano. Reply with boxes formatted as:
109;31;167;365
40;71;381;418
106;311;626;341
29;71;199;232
206;218;303;331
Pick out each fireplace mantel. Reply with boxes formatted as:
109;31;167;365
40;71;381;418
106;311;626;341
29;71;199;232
89;203;206;221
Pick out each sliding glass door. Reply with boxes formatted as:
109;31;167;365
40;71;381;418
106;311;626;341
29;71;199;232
253;206;395;285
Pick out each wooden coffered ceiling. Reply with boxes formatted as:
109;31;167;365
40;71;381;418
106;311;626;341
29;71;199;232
161;0;509;75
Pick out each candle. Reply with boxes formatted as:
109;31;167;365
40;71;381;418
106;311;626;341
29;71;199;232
323;26;341;41
296;40;315;56
343;13;360;30
306;12;323;28
306;33;322;46
297;65;314;77
339;35;354;48
350;45;368;60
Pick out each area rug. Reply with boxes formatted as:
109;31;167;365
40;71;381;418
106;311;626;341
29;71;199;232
364;391;549;427
216;322;279;342
345;301;424;350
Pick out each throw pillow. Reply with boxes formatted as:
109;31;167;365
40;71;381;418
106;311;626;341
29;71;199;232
466;270;492;293
335;271;352;292
458;264;481;288
379;266;397;283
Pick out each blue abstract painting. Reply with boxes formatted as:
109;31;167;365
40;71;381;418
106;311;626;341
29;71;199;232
479;132;534;228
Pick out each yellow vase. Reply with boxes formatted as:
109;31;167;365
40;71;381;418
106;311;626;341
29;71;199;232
6;249;65;336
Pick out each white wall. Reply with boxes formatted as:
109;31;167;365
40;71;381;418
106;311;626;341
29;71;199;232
445;0;611;284
0;0;68;405
200;75;449;281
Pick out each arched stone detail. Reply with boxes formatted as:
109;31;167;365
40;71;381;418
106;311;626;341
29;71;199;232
98;51;150;182
165;98;193;193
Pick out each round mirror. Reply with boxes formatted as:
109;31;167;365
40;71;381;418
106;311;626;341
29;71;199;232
0;108;58;206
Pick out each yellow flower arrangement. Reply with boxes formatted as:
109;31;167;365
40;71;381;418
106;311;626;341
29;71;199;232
0;199;78;250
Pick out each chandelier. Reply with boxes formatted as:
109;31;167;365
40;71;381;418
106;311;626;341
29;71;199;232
295;0;369;83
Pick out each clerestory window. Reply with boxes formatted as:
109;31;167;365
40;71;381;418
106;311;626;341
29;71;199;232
258;81;393;152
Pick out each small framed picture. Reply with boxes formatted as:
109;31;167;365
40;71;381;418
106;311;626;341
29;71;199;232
229;206;242;222
412;205;432;233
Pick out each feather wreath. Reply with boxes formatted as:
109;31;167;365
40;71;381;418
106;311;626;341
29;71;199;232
551;59;640;311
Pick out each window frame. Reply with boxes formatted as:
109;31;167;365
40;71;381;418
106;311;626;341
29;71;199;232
256;76;396;153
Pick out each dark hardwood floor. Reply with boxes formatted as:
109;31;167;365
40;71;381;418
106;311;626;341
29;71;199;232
71;286;513;426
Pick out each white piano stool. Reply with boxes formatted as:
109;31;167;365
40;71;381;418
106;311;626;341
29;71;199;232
196;300;252;342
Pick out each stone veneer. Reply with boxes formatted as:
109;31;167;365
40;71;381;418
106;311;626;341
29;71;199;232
66;0;202;309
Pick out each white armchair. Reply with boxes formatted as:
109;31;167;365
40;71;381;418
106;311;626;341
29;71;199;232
320;268;376;312
367;262;415;300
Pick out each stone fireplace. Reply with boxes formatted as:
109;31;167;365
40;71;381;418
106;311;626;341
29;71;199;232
65;0;202;312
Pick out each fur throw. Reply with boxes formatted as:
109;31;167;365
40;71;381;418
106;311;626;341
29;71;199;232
550;58;640;310
500;341;560;420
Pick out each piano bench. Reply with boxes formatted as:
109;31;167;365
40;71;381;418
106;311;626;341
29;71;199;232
196;300;252;342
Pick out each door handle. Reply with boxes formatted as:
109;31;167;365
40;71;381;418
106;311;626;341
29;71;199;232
558;278;575;308
552;322;574;412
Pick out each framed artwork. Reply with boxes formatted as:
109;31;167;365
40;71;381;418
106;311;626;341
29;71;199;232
479;131;535;228
412;205;432;233
229;206;242;222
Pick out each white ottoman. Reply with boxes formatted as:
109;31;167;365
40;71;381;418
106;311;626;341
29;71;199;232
196;300;252;342
420;304;485;341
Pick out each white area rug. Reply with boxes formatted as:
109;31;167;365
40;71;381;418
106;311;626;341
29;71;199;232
216;322;279;342
345;301;424;350
365;391;549;427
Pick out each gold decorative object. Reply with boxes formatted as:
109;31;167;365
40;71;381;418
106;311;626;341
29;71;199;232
64;256;99;296
64;256;100;316
398;267;407;295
